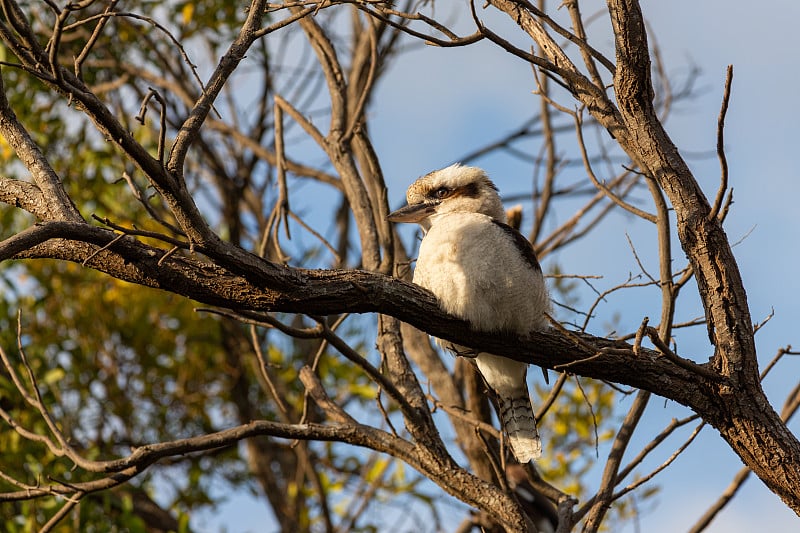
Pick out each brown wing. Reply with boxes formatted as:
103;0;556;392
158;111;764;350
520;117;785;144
490;219;542;273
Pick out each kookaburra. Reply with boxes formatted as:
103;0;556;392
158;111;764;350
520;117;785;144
387;164;550;463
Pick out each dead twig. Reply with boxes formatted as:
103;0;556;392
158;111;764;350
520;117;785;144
709;65;734;221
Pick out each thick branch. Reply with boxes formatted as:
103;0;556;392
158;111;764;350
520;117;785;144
2;221;717;412
604;0;800;516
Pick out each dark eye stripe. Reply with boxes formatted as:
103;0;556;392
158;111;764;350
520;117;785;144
429;182;482;201
460;182;481;198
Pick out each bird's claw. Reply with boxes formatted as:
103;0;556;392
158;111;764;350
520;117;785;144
447;344;479;358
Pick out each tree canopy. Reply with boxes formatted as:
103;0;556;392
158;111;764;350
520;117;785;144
0;1;797;532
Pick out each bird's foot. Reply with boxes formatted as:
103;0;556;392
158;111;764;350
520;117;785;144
446;344;479;358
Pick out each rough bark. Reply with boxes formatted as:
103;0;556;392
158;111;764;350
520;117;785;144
605;0;800;514
480;0;800;517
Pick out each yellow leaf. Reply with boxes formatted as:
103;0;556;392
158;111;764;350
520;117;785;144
365;457;389;482
0;134;13;161
42;368;65;386
181;3;195;26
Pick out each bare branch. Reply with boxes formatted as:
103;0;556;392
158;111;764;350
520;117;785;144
167;0;270;174
0;75;80;221
709;65;734;222
581;390;649;531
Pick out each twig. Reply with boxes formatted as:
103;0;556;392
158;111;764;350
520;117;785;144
429;398;501;439
611;421;704;502
475;428;508;493
40;491;85;533
273;100;291;240
250;325;290;419
573;376;601;458
375;388;399;437
74;0;119;78
135;88;168;165
92;215;187;248
581;390;650;533
574;110;656;223
644;326;723;383
81;231;126;266
615;414;701;484
625;233;656;284
760;345;800;381
752;307;775;335
530;61;558;244
298;365;355;425
349;3;484;47
535;371;568;422
311;317;416;420
194;308;324;339
343;20;378;143
118;172;186;237
633;317;648;357
709;65;733;221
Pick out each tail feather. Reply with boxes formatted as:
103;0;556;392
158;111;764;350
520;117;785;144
497;393;541;462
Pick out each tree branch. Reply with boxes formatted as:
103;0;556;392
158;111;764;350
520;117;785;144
1;220;721;412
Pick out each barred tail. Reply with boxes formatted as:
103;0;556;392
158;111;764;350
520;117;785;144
497;393;541;462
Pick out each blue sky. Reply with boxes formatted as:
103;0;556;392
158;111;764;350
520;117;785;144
203;2;800;531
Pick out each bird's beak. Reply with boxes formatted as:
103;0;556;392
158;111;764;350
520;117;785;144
386;202;434;223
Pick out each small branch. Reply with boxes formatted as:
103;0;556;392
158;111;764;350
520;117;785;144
312;317;416;420
0;419;407;501
688;379;800;533
644;326;723;383
753;307;775;336
615;413;701;484
195;308;324;339
343;20;378;143
135;88;168;165
250;325;291;420
40;491;85;533
535;371;568;421
168;0;269;174
574;376;601;457
611;421;704;502
350;3;484;47
273;101;290;240
118;172;186;237
709;65;733;221
92;215;188;249
429;398;501;439
574;111;656;223
299;365;355;425
81;231;127;266
562;0;606;87
74;0;119;78
760;345;800;381
0;74;80;221
581;390;650;533
625;233;656;283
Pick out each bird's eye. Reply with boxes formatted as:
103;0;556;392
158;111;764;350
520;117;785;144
432;187;450;199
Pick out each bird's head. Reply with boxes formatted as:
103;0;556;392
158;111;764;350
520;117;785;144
386;164;505;230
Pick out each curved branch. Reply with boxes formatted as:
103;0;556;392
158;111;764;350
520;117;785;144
0;178;48;219
0;76;80;221
167;0;270;174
